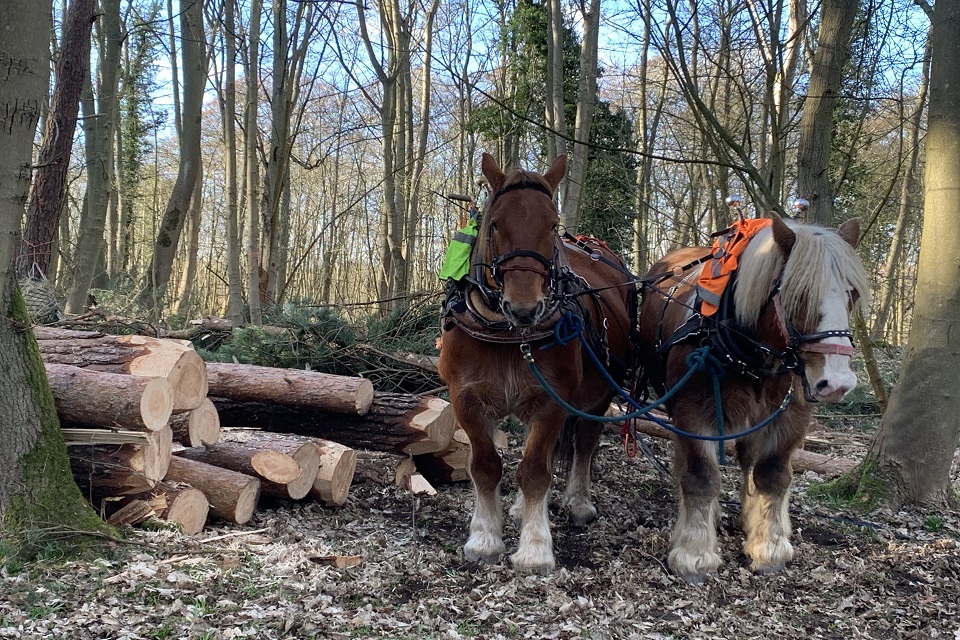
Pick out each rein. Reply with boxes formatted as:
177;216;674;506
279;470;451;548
522;312;795;448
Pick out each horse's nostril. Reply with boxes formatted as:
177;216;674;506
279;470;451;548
815;379;829;393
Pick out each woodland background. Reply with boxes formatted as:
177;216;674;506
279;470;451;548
16;0;930;345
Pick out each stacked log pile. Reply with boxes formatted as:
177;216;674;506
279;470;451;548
37;328;466;536
43;327;856;538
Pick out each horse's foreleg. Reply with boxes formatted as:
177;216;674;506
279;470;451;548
463;425;506;564
562;418;602;526
739;451;795;574
669;438;723;583
510;409;565;573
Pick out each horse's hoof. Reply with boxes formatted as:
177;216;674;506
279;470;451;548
743;538;794;574
510;552;555;574
510;549;557;575
668;547;722;581
463;536;506;564
568;508;597;527
463;547;503;564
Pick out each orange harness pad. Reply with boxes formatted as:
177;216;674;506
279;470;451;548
696;218;772;317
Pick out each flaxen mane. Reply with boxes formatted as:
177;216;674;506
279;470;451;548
733;222;870;329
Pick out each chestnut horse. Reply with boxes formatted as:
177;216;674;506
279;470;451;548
636;214;869;582
438;154;634;572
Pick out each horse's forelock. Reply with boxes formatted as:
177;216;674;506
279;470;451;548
734;223;870;329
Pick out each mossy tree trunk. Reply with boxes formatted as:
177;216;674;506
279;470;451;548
860;4;960;508
0;0;110;556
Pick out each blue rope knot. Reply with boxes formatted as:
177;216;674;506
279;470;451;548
685;346;724;378
542;311;584;349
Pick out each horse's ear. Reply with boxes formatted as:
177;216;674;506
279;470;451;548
481;153;505;194
769;211;797;256
837;217;861;247
543;155;567;192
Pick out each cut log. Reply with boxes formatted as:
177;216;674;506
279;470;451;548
217;432;321;500
35;328;208;411
174;443;302;485
406;473;437;496
164;456;260;525
309;555;361;568
70;425;173;497
61;427;150;446
204;362;374;416
169;398;221;447
47;363;173;431
212;392;455;456
354;451;417;486
118;482;210;535
107;500;156;528
414;428;508;484
309;440;357;507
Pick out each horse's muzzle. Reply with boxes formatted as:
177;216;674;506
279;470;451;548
501;299;546;327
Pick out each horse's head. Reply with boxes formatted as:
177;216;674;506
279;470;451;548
737;214;870;403
477;153;567;327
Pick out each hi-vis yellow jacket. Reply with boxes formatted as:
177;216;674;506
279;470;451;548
696;218;772;317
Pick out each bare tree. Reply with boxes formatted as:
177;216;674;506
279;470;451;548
561;0;600;231
862;0;960;507
872;37;931;342
140;0;207;313
66;0;122;313
0;0;107;547
17;0;95;281
796;0;858;225
245;0;264;325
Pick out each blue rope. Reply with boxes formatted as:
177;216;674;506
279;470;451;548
523;312;794;443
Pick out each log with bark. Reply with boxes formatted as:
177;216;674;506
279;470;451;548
47;363;174;431
164;456;260;525
70;425;173;498
169;398;221;447
354;451;418;486
212;392;455;456
309;440;357;507
117;481;210;535
216;433;322;501
35;328;208;411
205;362;374;416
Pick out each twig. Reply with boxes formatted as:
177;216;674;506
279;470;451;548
199;528;270;544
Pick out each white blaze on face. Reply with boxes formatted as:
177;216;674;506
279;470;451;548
810;284;857;402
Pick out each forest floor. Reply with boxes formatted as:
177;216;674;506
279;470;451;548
2;405;959;640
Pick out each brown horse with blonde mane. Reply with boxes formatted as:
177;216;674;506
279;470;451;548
636;213;870;582
438;153;634;573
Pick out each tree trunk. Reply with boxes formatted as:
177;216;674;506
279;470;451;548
173;160;203;318
17;0;95;280
222;0;245;325
66;0;121;313
244;0;264;326
872;39;930;343
0;0;111;552
862;4;960;508
796;0;858;226
562;0;600;231
141;0;206;312
545;0;566;163
169;398;221;447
